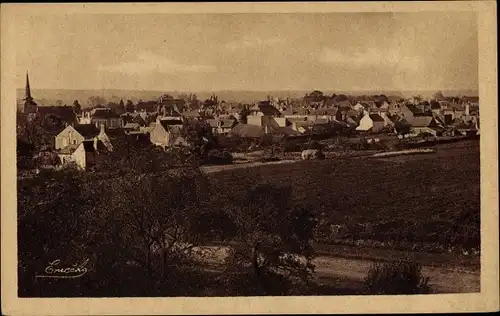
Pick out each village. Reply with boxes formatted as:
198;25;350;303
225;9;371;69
17;73;480;172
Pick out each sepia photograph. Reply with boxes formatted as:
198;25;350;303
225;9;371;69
1;1;498;315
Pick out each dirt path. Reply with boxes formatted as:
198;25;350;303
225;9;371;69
312;256;480;293
195;245;480;294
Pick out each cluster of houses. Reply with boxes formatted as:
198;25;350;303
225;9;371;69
19;73;480;170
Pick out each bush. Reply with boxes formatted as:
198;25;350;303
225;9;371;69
302;140;325;151
205;149;233;165
364;259;431;294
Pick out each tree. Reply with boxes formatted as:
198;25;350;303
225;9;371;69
73;100;82;114
333;94;349;103
180;119;218;165
118;99;125;113
433;91;445;100
220;183;317;295
364;260;431;294
125;100;135;113
395;119;412;137
238;106;251;124
88;96;106;108
18;167;96;296
55;100;64;107
309;90;324;102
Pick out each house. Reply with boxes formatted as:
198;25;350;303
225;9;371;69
400;104;433;124
57;139;108;170
149;116;187;148
333;99;352;110
55;124;113;151
249;101;281;117
182;110;202;120
80;107;122;129
355;112;385;133
123;122;141;134
375;101;390;112
207;118;237;135
410;116;445;136
455;122;479;137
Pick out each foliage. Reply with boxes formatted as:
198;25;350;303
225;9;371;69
238;106;251;124
364;260;431;294
125;100;135;113
18;163;227;296
72;100;82;114
394;119;412;136
205;149;233;165
17;112;66;151
88;96;106;108
219;183;318;295
180;119;218;164
302;140;324;151
91;136;173;174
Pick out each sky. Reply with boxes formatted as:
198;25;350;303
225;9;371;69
16;12;478;92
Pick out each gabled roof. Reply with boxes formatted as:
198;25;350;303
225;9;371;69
404;104;424;114
158;118;184;131
388;114;400;123
207;119;236;129
90;108;120;119
73;124;100;138
462;96;479;103
314;118;330;125
58;144;79;155
228;123;265;138
135;100;158;112
361;101;377;108
310;107;338;116
123;122;140;129
455;122;478;130
250;101;281;116
182;110;201;118
334;100;352;108
369;114;385;122
411;116;434;127
270;126;301;136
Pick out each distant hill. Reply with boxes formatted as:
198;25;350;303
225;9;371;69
16;88;479;108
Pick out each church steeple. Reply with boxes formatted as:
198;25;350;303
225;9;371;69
24;71;33;102
23;71;37;113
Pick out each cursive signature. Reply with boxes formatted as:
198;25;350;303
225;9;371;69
35;259;89;279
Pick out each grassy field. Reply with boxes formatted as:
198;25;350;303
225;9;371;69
206;140;480;254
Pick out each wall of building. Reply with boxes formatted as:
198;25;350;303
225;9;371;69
150;125;168;146
247;115;263;126
71;144;87;169
55;126;85;150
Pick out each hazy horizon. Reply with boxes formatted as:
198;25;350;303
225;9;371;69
17;12;478;92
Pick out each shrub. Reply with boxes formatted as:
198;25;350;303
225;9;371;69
302;140;325;151
205;149;233;165
364;259;431;294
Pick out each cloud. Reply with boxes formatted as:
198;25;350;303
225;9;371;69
98;52;217;74
226;36;285;51
319;47;424;72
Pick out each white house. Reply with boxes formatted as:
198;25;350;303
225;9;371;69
355;112;385;133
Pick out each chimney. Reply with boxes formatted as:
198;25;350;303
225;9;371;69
99;123;105;135
264;125;269;134
93;137;98;150
465;103;470;116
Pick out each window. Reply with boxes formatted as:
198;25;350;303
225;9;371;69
62;137;68;147
72;139;77;145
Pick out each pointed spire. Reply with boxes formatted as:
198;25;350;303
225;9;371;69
24;71;33;101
